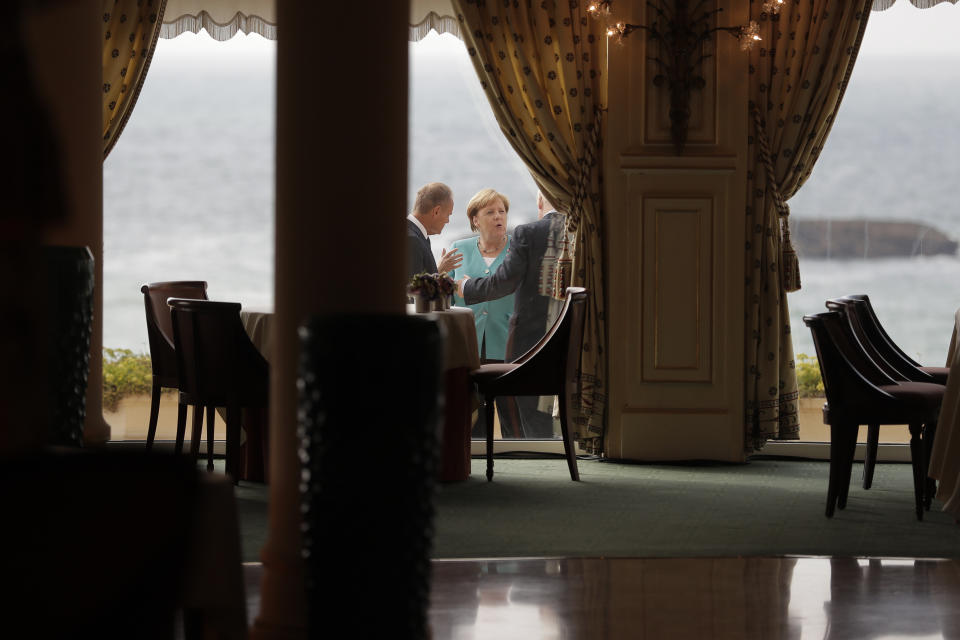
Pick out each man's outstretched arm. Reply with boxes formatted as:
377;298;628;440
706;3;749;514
462;225;530;304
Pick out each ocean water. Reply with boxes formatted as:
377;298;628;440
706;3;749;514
787;54;960;363
104;32;960;365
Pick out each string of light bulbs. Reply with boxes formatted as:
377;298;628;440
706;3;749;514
585;0;789;154
587;0;786;51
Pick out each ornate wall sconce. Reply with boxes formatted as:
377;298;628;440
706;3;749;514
589;0;785;154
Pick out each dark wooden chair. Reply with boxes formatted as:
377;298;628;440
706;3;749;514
168;298;269;483
827;296;943;495
804;311;942;520
470;287;587;482
141;281;208;451
842;294;949;384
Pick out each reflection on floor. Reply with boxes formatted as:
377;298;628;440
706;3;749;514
243;556;960;639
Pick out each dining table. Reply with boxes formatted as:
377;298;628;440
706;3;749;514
238;304;481;483
928;308;960;518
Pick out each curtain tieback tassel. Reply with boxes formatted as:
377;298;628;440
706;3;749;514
780;215;801;293
753;107;801;293
553;235;572;300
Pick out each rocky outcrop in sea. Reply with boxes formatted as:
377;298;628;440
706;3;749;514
791;219;957;259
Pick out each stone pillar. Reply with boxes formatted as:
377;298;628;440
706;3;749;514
21;0;109;445
250;1;409;637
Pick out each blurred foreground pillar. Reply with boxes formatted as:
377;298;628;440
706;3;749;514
16;1;107;446
250;2;410;637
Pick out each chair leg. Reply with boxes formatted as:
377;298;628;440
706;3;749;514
485;395;495;482
190;405;204;462
146;379;162;451
863;423;879;490
923;421;937;510
206;404;216;472
226;404;241;485
175;395;188;454
837;425;857;511
826;424;848;518
908;422;925;522
557;392;580;481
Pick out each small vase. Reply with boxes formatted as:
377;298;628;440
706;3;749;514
414;295;431;313
430;298;443;312
442;295;451;310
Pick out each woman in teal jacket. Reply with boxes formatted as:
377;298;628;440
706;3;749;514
448;188;520;437
449;188;515;361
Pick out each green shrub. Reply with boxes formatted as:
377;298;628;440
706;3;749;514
102;348;159;411
795;352;825;398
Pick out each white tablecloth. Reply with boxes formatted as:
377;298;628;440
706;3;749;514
240;306;480;482
929;309;960;517
241;306;480;373
240;308;274;363
406;304;481;372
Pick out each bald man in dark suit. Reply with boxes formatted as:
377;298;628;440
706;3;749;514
406;182;462;279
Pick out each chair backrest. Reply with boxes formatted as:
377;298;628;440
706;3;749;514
844;293;922;368
828;297;933;383
825;298;906;382
803;311;897;414
168;298;268;408
141;281;208;383
513;287;587;389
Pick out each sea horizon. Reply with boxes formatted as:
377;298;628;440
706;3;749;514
104;35;960;364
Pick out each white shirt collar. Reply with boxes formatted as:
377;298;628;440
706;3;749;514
407;213;429;238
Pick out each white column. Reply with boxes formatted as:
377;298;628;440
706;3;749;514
251;2;410;637
22;0;109;445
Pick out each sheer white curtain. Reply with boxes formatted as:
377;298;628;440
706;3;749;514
160;0;459;41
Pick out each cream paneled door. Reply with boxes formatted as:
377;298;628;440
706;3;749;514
603;0;748;462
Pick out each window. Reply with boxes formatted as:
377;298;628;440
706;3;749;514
787;3;960;444
103;32;276;440
409;32;539;254
410;33;564;442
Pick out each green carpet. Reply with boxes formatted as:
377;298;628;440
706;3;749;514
234;457;960;562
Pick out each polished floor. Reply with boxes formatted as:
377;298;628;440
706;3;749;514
244;556;960;639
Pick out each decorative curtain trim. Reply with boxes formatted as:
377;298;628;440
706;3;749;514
872;0;959;9
160;9;461;42
103;0;169;158
160;11;277;40
409;11;461;42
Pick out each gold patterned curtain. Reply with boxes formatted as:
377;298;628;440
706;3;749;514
453;0;607;453
744;2;872;452
102;0;168;158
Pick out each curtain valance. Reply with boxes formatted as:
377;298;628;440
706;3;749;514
410;0;459;41
160;0;275;40
873;0;959;9
159;1;460;41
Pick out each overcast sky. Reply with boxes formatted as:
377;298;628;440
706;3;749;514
864;1;960;56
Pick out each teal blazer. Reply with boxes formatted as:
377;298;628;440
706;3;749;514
450;236;515;361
